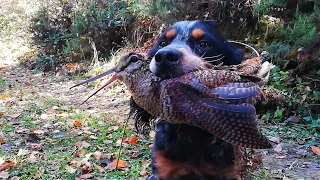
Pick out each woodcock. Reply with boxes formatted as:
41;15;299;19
71;53;272;149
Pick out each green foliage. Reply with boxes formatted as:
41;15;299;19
29;0;142;71
266;66;320;127
278;7;319;47
253;0;286;15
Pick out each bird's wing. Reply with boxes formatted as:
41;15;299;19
165;81;271;149
179;72;264;105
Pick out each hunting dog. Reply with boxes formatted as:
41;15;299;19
130;20;246;180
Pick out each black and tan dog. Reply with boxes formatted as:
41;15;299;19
130;20;246;180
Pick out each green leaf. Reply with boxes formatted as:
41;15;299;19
262;113;271;121
296;77;302;84
313;91;320;97
303;116;311;121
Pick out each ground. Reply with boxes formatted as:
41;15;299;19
1;59;319;180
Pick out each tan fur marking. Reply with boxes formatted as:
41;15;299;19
166;29;176;39
192;28;205;39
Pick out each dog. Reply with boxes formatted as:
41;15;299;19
130;20;246;180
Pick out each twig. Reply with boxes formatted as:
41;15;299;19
88;37;99;67
116;115;130;170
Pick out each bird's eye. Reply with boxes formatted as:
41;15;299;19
130;55;139;62
159;40;168;48
199;40;210;49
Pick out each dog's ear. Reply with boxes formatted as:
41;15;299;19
204;20;218;28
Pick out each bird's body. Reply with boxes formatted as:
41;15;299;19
71;53;272;149
104;53;272;149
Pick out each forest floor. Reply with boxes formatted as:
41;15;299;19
1;61;319;180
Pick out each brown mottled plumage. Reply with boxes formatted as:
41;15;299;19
71;53;272;149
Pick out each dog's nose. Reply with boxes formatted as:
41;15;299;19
154;49;180;66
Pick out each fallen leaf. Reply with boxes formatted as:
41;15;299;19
33;129;45;134
17;149;30;156
0;94;9;99
311;146;320;156
1;144;12;152
74;141;91;149
288;50;296;57
269;137;280;144
0;161;15;171
0;112;3;116
66;165;76;173
103;140;112;144
274;144;282;153
74;120;82;127
5;113;21;118
0;137;4;145
27;152;38;163
108;159;126;170
129;136;138;144
89;135;98;140
79;173;93;179
93;163;105;172
10;176;20;180
0;66;6;71
93;151;103;160
25;83;31;87
66;63;77;70
0;171;9;178
139;170;148;176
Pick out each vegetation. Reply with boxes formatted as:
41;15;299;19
1;0;320;179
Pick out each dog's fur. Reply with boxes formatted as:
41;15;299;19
130;20;245;180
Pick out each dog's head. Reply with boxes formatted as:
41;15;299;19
149;20;243;79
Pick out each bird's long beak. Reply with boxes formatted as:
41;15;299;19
70;66;117;89
70;66;120;104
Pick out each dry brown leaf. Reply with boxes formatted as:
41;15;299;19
109;160;126;170
269;137;280;144
139;170;148;176
93;151;103;160
17;149;30;156
129;136;138;144
5;113;21;118
0;137;5;145
0;161;15;171
0;94;9;99
0;112;3;117
74;120;82;127
274;144;282;153
79;173;93;179
74;141;91;149
0;66;6;71
93;163;105;172
311;146;320;156
33;129;46;134
66;63;77;70
25;83;31;87
66;165;76;173
0;171;10;179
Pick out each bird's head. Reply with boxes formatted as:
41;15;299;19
70;52;146;103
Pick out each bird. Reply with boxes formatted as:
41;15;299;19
71;52;273;149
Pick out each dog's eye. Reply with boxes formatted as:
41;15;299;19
159;40;168;47
130;55;139;62
199;40;210;49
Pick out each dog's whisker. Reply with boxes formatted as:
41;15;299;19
206;56;225;63
202;54;223;59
